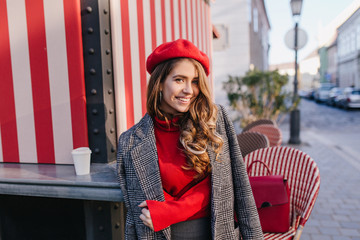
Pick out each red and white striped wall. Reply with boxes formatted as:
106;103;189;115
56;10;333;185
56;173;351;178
0;0;88;164
110;0;213;136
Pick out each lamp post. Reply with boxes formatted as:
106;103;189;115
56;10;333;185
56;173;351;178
288;0;303;144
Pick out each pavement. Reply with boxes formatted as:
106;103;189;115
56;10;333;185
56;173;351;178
279;127;360;240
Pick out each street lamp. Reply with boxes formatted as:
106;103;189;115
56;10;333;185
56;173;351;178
288;0;303;144
290;0;302;16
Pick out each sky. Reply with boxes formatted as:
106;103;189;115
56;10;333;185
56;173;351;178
265;0;357;65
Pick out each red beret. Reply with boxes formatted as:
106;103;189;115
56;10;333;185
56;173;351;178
146;39;210;76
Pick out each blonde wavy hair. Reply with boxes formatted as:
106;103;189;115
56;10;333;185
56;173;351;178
147;58;223;177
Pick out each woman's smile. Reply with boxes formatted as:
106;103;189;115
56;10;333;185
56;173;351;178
176;97;191;103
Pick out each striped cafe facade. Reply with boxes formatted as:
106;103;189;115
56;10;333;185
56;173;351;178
0;0;213;239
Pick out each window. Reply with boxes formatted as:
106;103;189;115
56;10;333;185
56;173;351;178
247;0;252;23
253;7;258;32
351;32;356;51
338;36;343;57
357;25;360;50
212;24;230;51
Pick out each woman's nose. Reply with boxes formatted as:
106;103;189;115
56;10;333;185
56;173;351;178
183;82;193;94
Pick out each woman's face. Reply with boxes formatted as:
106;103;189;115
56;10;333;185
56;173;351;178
159;59;200;115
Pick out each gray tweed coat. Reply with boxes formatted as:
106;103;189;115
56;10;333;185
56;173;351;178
117;105;263;240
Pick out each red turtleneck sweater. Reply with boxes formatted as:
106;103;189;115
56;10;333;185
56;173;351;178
145;117;211;232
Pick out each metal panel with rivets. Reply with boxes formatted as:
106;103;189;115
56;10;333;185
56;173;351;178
81;0;117;164
84;201;125;240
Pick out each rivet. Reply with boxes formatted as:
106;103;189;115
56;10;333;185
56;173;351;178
92;109;98;115
114;203;120;209
109;109;114;114
88;48;95;54
105;49;110;55
91;89;97;95
110;128;115;133
86;6;92;13
115;222;120;229
108;89;113;94
88;27;94;34
106;69;112;74
99;226;104;232
104;9;108;14
111;147;116;153
90;68;96;75
93;128;99;134
105;29;109;35
94;148;100;154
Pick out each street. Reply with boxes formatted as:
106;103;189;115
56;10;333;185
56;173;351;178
279;99;360;239
280;98;360;164
300;99;360;132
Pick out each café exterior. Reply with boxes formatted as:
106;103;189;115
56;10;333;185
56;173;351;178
0;0;213;239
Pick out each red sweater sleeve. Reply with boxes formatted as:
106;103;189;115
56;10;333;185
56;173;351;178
146;176;211;232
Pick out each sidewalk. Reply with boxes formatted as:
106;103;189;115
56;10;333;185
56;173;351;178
280;128;360;240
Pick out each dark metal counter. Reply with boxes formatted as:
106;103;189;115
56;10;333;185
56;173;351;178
0;162;124;240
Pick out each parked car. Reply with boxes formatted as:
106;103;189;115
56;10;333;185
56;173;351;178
334;87;352;107
336;89;360;109
314;83;335;103
326;87;343;106
308;89;316;100
299;89;315;99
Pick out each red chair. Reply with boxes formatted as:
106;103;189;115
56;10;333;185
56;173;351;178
242;119;275;132
244;146;321;240
237;132;269;158
247;124;282;147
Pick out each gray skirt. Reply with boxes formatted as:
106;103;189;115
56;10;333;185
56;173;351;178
170;217;211;240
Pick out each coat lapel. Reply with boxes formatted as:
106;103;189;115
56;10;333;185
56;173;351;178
130;114;171;239
209;148;222;200
209;108;226;238
209;145;222;240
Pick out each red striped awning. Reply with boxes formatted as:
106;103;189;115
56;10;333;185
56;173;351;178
0;0;88;164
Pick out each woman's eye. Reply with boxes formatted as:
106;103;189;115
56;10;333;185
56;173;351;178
175;78;184;82
192;80;199;85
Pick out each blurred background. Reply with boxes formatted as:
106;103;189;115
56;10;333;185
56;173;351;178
212;0;360;110
212;1;360;239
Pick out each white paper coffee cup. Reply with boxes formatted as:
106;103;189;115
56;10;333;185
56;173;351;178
71;147;92;175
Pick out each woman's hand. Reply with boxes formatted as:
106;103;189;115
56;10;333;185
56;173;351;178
139;201;154;230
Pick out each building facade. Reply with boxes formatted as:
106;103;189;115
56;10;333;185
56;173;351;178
326;38;338;86
318;47;328;83
318;37;338;86
317;1;360;87
337;7;360;88
211;0;270;105
300;50;321;90
269;48;320;93
269;50;320;94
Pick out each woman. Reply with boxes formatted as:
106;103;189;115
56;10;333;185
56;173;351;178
117;39;263;240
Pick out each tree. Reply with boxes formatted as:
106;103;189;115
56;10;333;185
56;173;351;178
223;69;298;128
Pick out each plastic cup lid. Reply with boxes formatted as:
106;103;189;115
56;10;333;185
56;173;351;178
72;147;92;154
